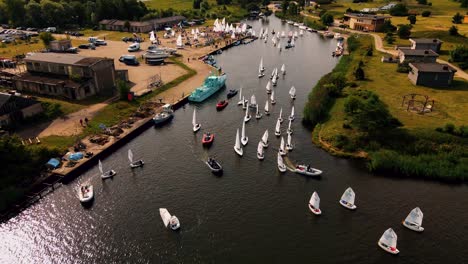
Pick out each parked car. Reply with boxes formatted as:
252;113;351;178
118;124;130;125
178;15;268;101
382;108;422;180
66;47;78;53
2;38;14;44
46;27;57;33
15;27;24;30
95;39;107;46
119;55;139;66
26;28;37;32
78;43;95;49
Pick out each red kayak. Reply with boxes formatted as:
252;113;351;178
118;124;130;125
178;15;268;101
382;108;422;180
216;100;228;111
202;133;214;146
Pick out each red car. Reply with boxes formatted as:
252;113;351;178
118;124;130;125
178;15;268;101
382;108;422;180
216;100;228;111
202;132;214;146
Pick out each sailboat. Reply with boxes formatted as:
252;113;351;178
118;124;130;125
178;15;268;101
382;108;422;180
279;136;287;156
287;119;293;135
277;152;287;172
261;129;269;147
339;187;357;210
244;103;251;122
286;133;293;151
176;34;184;49
275;118;281;137
291;37;295;47
278;108;283;123
289;86;296;100
272;68;278;86
255;104;262;119
299;29;304;36
78;184;94;203
278;42;282;52
402;207;424;232
378;228;400;254
308;192;322;215
270;68;275;79
159;208;180;231
128;149;144;168
192;108;201;132
257;141;265;160
289;106;295;121
281;31;286;38
258;58;265;78
234;128;243;156
99;159;116;179
266;80;272;94
241;121;248;146
250;95;257;109
270;90;276;104
260;57;265;72
281;64;286;75
264;101;270;115
242;96;247;109
238;87;244;105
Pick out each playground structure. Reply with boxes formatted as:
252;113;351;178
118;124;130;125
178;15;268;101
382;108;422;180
401;93;435;114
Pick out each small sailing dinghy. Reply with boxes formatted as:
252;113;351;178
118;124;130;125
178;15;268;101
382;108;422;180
234;128;243;156
99;159;116;179
402;207;424;232
78;184;94;203
270;68;275;79
308;192;322;215
289;106;295;121
160;208;180;231
257;141;265;160
339;187;357;210
250;95;257;109
266;80;272;94
128;149;144;168
287;119;293;135
278;42;282;52
242;96;247;109
278;108;283;123
378;228;399;255
272;68;278;86
258;58;265;78
261;101;268;117
270;90;276;104
176;34;184;49
255;103;263;119
286;133;293;151
244;103;251;122
289;86;296;100
238;88;244;105
257;130;267;149
206;157;223;173
260;57;265;72
279;136;287;156
192;108;201;132
277;152;287;172
281;31;286;38
281;64;286;75
295;164;322;176
241;121;248;146
275;118;281;137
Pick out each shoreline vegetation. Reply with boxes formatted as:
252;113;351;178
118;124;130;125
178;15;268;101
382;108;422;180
303;34;468;182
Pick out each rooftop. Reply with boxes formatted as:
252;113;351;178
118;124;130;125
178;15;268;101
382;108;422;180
409;63;457;73
0;92;40;116
344;13;391;20
149;16;186;24
398;48;439;56
24;53;109;66
410;38;443;44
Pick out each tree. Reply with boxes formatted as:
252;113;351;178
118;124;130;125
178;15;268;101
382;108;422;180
461;0;468;8
389;3;408;16
262;0;271;6
397;24;412;39
117;79;130;100
381;20;396;33
452;13;463;24
417;0;427;4
449;45;468;69
421;11;431;17
288;2;298;16
385;32;395;44
39;32;55;47
25;1;43;28
4;0;25;26
124;20;130;32
193;0;201;9
355;67;365;80
449;25;459;36
201;1;210;11
281;0;289;15
320;12;334;26
407;15;416;24
247;2;260;12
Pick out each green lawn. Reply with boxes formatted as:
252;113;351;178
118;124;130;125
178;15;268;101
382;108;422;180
0;39;87;58
143;0;197;10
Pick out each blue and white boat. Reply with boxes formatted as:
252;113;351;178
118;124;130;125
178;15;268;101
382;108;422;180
188;73;227;103
153;104;174;126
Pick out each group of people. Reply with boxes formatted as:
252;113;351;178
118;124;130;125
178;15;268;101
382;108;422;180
79;117;89;127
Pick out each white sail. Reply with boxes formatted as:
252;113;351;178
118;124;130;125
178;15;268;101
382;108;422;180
290;106;295;119
291;37;295;47
257;141;264;155
281;31;285;38
270;90;275;102
251;95;257;106
277;152;285;168
287;133;292;147
279;108;283;120
264;101;269;113
196;28;200;34
280;137;285;152
266;81;271;93
244;104;250;118
405;207;423;226
222;17;225;26
260;57;264;71
262;130;269;145
239;87;243;101
275;119;281;135
128;149;133;163
160;208;172;227
300;29;304;36
192;108;197;126
278;42;281;50
176;34;183;48
191;29;195;35
379;228;398;248
289;86;296;97
98;160;103;174
231;32;236;39
241;121;247;141
256;104;260;116
287;119;292;132
310;192;320;209
241;23;247;32
341;187;355;205
149;31;156;42
235;128;241;150
281;64;285;74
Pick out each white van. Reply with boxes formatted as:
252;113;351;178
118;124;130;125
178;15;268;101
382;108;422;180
88;37;98;43
46;27;56;33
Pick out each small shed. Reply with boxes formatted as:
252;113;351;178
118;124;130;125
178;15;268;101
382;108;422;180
408;63;457;88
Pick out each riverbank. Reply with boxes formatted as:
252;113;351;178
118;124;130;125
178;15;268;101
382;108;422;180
304;34;468;182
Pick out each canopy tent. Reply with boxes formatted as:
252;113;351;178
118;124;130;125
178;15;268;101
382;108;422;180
68;152;84;161
46;158;60;169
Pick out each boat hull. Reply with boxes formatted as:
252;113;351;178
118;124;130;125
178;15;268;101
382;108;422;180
308;204;322;215
101;170;116;179
244;115;251;123
130;160;144;168
79;186;94;203
278;164;286;172
234;147;243;157
377;242;399;255
202;134;214;146
295;166;322;177
257;152;264;160
205;161;223;173
339;200;357;210
241;137;248;146
193;124;201;132
153;114;173;126
402;221;424;232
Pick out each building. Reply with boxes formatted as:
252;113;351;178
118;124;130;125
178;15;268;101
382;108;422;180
0;92;43;128
397;48;439;63
409;38;443;53
49;40;72;52
13;53;116;100
464;15;468;24
343;13;391;32
99;16;186;33
408;63;457;88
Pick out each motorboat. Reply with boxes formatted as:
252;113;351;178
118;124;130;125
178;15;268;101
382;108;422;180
128;149;144;168
202;132;214;146
264;101;270;115
274;118;281;137
289;86;296;100
99;159;116;179
127;42;140;52
257;141;265;160
279;137;287;156
289;106;295;121
295;164;322;177
277;152;287;172
378;228;399;255
308;192;322;215
206;157;223;173
261;129;269;148
78;184;94;203
244;104;251;122
234;128;243;156
286;133;293;151
241;121;248;146
160;208;180;230
192;108;201;132
255;104;262;119
339;187;357;210
227;89;238;99
143;50;170;65
278;108;283;123
216;100;228;111
188;73;227;103
402;207;424;232
153;104;174;126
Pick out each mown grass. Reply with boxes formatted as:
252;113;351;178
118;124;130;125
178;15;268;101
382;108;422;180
0;39;87;58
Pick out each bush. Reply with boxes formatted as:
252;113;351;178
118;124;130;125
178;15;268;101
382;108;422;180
397;24;412;39
417;0;427;4
407;15;417;25
390;4;408;16
117;79;130;100
449;45;468;69
334;134;349;148
320;12;334;26
421;10;431;17
444;123;456;134
397;62;411;73
347;35;360;52
452;13;463;24
449;26;459;36
381;20;397;33
355;67;365;80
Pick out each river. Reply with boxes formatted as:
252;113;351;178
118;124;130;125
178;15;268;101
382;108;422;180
1;17;467;263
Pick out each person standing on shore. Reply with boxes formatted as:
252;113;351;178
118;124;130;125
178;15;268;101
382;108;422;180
79;119;83;127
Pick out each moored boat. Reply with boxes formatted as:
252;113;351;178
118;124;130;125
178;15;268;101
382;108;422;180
308;192;322;215
339;187;357;210
188;73;227;103
153;104;174;126
378;228;399;255
402;207;424;232
78;184;94;203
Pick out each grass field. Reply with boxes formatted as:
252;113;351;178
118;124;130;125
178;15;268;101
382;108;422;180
0;38;87;59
